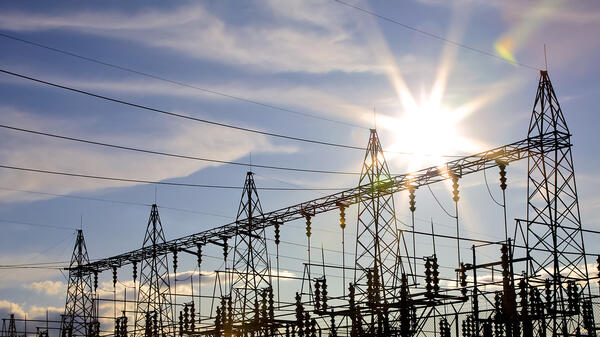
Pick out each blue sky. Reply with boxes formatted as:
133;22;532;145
0;0;599;331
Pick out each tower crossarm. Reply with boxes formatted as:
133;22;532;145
73;132;569;273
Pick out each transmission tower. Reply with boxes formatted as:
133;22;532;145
7;314;17;337
230;171;272;333
60;230;95;337
353;129;405;326
524;70;595;335
134;204;175;337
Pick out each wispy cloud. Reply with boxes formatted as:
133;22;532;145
24;280;67;296
0;106;296;202
0;2;389;74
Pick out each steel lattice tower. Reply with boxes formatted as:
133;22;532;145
7;314;17;337
525;70;595;336
354;129;404;307
134;204;174;337
230;172;271;331
60;230;95;337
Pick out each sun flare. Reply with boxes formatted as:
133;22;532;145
380;97;480;171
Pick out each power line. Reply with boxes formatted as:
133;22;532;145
0;124;360;175
0;32;368;130
0;68;465;158
0;164;349;191
0;218;75;231
0;186;233;219
333;0;541;71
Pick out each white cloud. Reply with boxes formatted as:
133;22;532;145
0;300;63;320
24;280;67;296
0;106;296;202
0;2;387;74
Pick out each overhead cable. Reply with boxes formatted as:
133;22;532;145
0;68;464;158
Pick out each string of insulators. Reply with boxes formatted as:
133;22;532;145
268;287;275;326
494;319;504;337
261;289;268;326
451;175;460;203
424;258;433;299
582;299;594;332
178;311;183;337
309;318;317;337
399;274;413;337
439;318;450;337
500;244;510;287
189;302;195;332
303;312;310;337
305;215;312;238
567;281;579;313
112;266;117;288
219;297;226;333
498;163;507;190
459;263;467;297
545;279;552;311
118;316;127;337
223;297;230;332
132;261;137;283
183;304;189;331
227;297;233;334
172;249;178;274
339;206;346;230
222;238;228;261
494;292;502;318
274;222;281;246
93;271;98;292
196;244;202;268
329;315;337;337
314;280;321;311
321;278;328;312
408;187;416;212
294;292;304;335
115;317;121;337
529;287;541;318
518;278;528;317
431;256;440;295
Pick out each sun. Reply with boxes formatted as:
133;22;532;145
379;96;480;171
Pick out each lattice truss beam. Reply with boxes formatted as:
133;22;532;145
73;133;569;275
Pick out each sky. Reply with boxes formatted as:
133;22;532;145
0;0;600;334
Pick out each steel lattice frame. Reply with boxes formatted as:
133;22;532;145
353;129;404;306
134;205;175;337
60;230;95;337
229;172;272;331
523;70;595;336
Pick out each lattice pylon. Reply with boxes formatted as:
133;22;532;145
525;70;595;336
60;230;95;337
7;314;17;337
353;129;405;312
134;204;174;337
230;172;271;332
